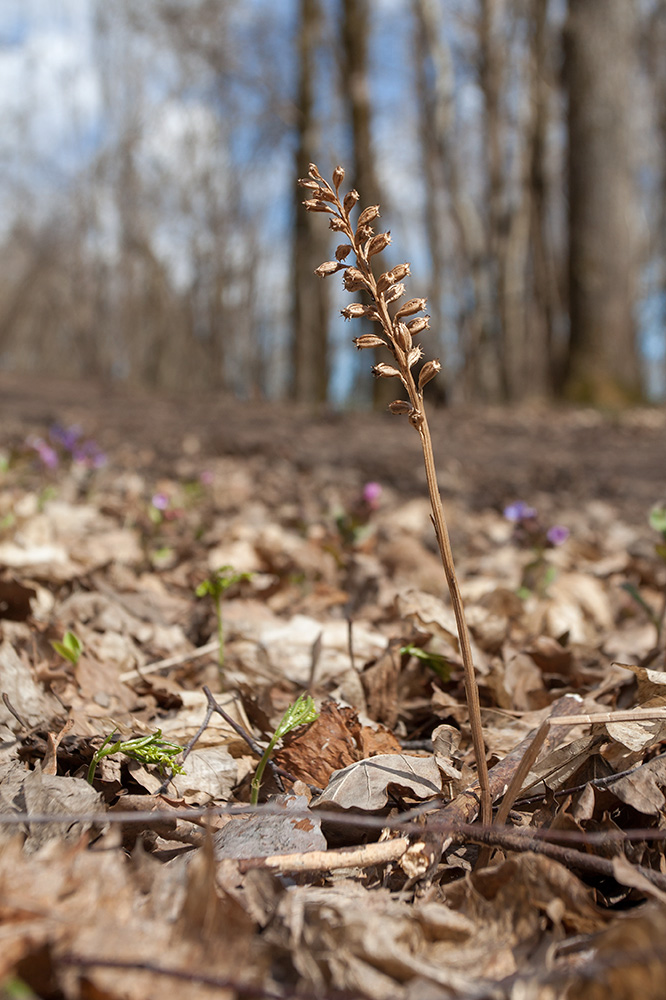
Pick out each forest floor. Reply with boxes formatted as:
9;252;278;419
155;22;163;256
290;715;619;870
1;371;666;1000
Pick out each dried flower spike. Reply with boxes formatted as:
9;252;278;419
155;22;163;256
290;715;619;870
300;164;492;840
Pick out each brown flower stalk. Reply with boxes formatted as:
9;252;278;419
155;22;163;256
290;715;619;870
299;163;492;829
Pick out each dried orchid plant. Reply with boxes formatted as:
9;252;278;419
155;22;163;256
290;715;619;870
299;163;491;827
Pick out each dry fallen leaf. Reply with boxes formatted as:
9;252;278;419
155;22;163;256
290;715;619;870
315;753;444;811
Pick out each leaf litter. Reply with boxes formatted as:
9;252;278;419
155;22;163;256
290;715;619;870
1;385;666;998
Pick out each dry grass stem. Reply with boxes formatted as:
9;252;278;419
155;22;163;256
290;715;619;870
299;163;492;828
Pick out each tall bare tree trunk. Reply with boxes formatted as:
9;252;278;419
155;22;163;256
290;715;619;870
524;0;562;398
564;0;641;404
412;0;495;404
340;0;388;408
292;0;330;405
477;0;507;401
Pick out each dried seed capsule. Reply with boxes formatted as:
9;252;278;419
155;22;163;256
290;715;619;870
389;263;411;283
407;316;430;335
395;297;428;318
342;303;373;320
394;322;412;353
308;163;325;182
388;400;413;415
298;177;321;190
335;244;353;261
332;165;345;190
343;268;368;292
355;224;375;242
367;231;392;257
302;199;336;214
343;189;360;214
358;205;380;227
407;345;424;368
329;217;347;232
314;260;344;277
384;283;406;305
313;186;337;203
354;334;387;349
418;359;442;389
372;362;402;379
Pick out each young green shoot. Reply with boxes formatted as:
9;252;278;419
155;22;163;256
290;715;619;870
87;728;185;784
250;693;318;805
622;505;666;648
51;630;83;666
400;643;452;683
195;565;253;684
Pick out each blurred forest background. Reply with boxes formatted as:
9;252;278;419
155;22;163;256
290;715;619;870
1;0;665;408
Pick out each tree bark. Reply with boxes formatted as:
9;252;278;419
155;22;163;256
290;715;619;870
292;0;330;405
340;0;389;409
563;0;641;404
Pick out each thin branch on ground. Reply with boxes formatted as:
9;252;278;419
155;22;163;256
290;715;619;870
237;837;411;874
61;955;284;999
119;640;219;684
452;823;666;893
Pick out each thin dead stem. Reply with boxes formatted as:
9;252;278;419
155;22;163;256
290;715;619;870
300;163;491;827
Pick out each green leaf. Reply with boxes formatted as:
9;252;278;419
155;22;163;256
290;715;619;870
87;728;185;784
51;630;82;665
274;693;319;740
250;694;318;805
649;507;666;538
621;582;658;626
195;565;253;600
401;644;452;682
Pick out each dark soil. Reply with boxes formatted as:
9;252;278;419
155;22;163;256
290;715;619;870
1;371;663;526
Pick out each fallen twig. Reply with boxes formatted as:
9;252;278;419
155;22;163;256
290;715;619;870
238;836;410;873
119;640;219;684
451;823;666;893
61;955;284;999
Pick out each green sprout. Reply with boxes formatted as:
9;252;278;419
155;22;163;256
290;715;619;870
401;643;452;682
50;630;83;666
649;506;666;561
250;694;318;805
87;728;185;784
622;505;666;647
196;565;253;683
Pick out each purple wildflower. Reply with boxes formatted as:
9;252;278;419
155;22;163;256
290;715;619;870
50;424;82;452
72;439;106;468
199;469;214;486
503;501;537;523
27;435;59;469
151;493;170;510
362;481;382;509
547;525;570;546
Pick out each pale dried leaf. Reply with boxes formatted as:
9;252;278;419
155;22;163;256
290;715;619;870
213;794;326;859
315;754;443;810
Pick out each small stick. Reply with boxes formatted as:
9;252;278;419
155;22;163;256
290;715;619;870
61;956;284;999
119;640;219;684
238;836;410;873
452;824;666;893
547;707;666;726
2;692;30;730
42;718;74;776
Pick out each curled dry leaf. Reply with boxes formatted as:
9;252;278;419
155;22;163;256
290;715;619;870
315;753;445;811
